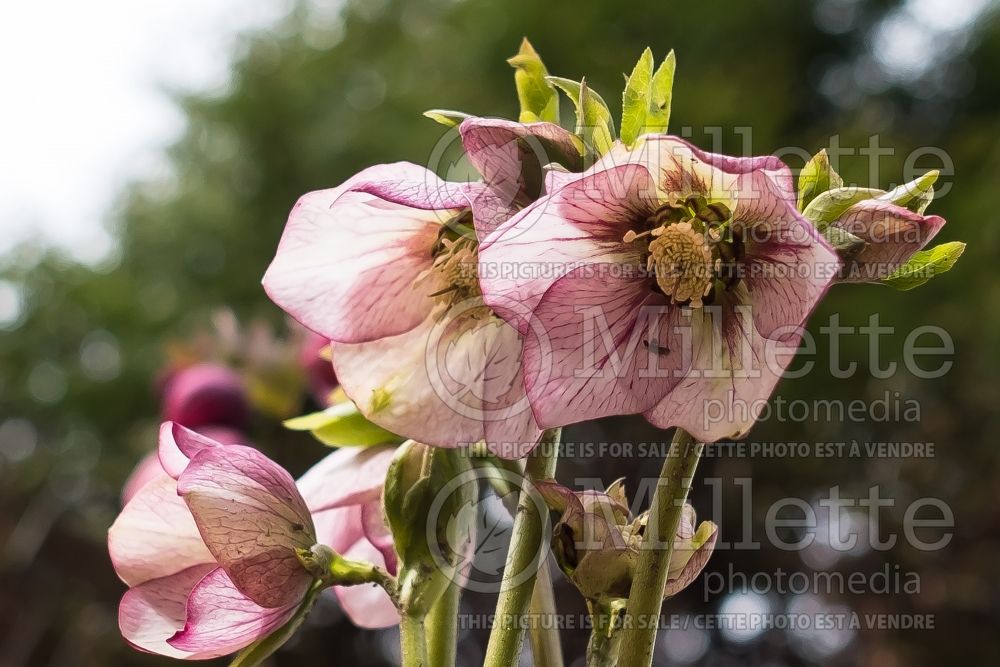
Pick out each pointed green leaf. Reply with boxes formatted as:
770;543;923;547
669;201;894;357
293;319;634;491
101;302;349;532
507;38;559;124
620;48;655;146
802;186;883;230
644;49;676;135
547;76;615;156
878;170;939;214
423;109;473;128
283;401;399;447
880;241;966;290
797;149;844;211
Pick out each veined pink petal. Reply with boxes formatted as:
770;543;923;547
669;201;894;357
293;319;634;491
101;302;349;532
740;186;839;341
331;304;543;457
645;286;802;441
459;117;583;214
522;265;689;429
158;421;229;479
831;199;945;282
334;538;401;629
296;445;395;513
121;451;165;505
478;163;655;335
167;568;299;656
263;163;469;344
109;474;214;587
177;446;315;608
119;564;216;659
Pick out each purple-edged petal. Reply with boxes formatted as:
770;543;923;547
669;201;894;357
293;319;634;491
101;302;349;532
263;163;471;344
522;265;689;429
296;445;395;513
459;117;583;211
831;199;946;282
109;474;214;586
334;538;401;629
332;304;543;458
119;564;217;659
177;446;315;608
478;163;656;334
167;568;299;656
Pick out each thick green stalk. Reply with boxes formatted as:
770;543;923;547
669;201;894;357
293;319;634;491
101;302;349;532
527;558;563;667
483;428;561;667
617;429;703;667
425;581;460;666
399;611;428;667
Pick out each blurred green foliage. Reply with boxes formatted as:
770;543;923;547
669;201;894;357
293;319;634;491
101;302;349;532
1;0;999;664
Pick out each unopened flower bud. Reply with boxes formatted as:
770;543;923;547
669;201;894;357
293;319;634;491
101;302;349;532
537;480;717;604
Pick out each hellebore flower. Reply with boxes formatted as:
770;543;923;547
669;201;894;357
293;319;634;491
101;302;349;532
477;135;841;441
263;162;545;458
536;480;717;604
108;422;398;659
827;199;945;283
162;363;249;430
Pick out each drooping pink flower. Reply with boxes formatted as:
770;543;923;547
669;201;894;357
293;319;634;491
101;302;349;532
828;199;945;282
262;163;543;458
477;135;841;442
109;423;398;659
162;363;249;430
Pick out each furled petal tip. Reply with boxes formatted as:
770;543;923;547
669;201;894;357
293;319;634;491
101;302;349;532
177;445;316;608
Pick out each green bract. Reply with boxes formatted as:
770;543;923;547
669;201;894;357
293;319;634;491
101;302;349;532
283;400;400;447
881;241;967;290
620;48;676;147
508;38;560;123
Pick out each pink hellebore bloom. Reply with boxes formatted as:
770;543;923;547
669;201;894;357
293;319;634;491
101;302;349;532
262;118;583;459
109;422;397;659
828;199;945;282
478;135;841;442
262;164;534;458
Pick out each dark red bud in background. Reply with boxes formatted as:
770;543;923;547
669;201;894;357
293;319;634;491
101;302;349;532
161;363;249;429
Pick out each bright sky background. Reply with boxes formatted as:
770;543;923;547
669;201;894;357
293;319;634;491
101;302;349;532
0;1;292;263
0;0;991;266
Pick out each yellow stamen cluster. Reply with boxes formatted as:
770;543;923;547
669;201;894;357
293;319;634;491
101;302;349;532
417;235;481;306
645;222;714;308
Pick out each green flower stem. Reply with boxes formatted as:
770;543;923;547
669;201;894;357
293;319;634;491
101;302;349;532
585;603;624;667
400;611;428;667
617;428;704;667
483;427;561;667
425;580;461;666
527;557;563;667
